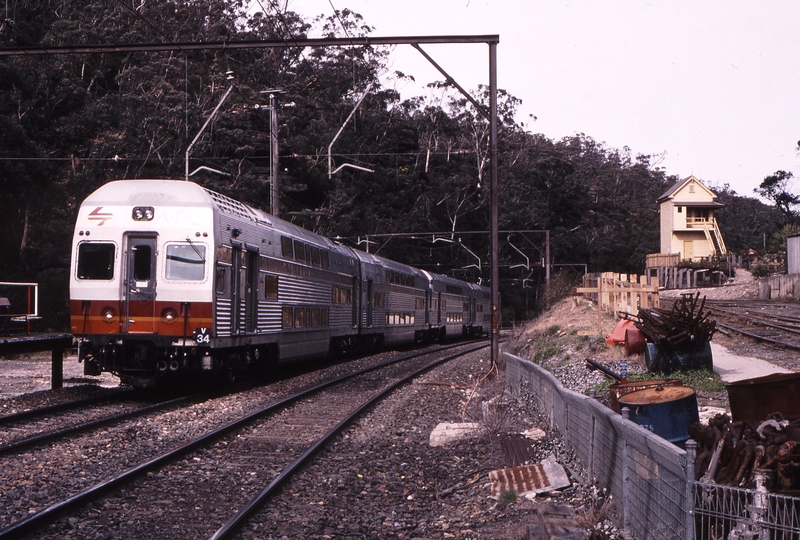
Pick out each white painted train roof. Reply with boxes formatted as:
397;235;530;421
83;179;215;207
83;179;343;251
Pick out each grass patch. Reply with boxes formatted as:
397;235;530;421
532;341;560;364
497;490;517;504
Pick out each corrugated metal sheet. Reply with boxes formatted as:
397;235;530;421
788;235;800;275
489;455;570;498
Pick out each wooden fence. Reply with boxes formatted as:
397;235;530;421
576;273;659;315
757;274;800;300
649;266;728;290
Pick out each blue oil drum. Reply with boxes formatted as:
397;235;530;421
618;385;699;448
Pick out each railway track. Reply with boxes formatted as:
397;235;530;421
700;299;800;352
0;340;487;539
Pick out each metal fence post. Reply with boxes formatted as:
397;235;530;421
685;439;696;540
621;407;631;536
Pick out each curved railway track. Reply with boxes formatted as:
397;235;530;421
0;340;487;539
703;299;800;351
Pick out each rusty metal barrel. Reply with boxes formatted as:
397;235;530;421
609;378;682;413
618;385;699;448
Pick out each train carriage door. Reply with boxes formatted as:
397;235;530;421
231;245;242;334
123;235;158;333
244;249;259;332
470;298;476;325
366;279;373;327
425;289;431;325
352;275;360;329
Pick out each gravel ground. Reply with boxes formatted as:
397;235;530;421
0;346;619;539
1;271;784;539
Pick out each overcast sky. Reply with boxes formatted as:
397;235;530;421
286;0;800;198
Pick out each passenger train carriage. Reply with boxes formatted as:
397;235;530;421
70;180;490;386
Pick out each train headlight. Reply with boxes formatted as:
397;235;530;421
161;308;178;324
132;206;155;221
101;307;117;323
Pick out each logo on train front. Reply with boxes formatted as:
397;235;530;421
88;207;113;226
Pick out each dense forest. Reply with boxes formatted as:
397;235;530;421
0;0;787;328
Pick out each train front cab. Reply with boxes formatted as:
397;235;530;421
70;181;215;385
72;237;214;383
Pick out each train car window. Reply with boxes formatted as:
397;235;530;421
281;236;293;259
215;266;226;294
264;275;278;299
165;244;206;280
441;300;447;311
321;308;329;327
294;307;305;328
77;243;116;280
321;250;329;268
282;307;293;328
216;245;232;263
374;293;385;308
311;308;320;327
332;286;352;305
311;246;321;266
132;245;152;281
294;240;306;263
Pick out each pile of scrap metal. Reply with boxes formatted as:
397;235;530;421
633;292;717;373
689;412;800;492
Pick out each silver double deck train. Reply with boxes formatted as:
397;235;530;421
70;180;490;386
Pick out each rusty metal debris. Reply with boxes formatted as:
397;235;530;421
634;292;717;373
608;378;682;413
690;411;800;492
584;357;624;382
524;503;589;540
501;436;537;467
489;455;570;499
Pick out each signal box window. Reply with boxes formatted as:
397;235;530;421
166;244;206;280
77;243;116;280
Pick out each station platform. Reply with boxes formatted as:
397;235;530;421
0;333;73;390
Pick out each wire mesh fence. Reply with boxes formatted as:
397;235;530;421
692;480;800;539
505;352;689;539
